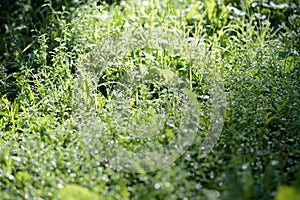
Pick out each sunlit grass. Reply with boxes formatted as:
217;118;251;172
0;0;299;199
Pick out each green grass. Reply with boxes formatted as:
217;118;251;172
0;0;300;199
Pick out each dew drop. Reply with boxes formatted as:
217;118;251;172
154;183;161;189
242;163;248;170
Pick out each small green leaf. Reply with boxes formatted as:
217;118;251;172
264;114;277;126
22;41;35;53
15;171;30;182
164;127;175;140
279;55;296;73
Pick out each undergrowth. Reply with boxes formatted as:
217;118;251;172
0;0;299;199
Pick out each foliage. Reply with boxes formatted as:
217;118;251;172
0;0;299;199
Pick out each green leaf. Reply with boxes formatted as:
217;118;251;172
15;171;30;182
164;127;175;140
275;186;300;200
59;184;99;200
279;55;296;73
22;41;35;53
